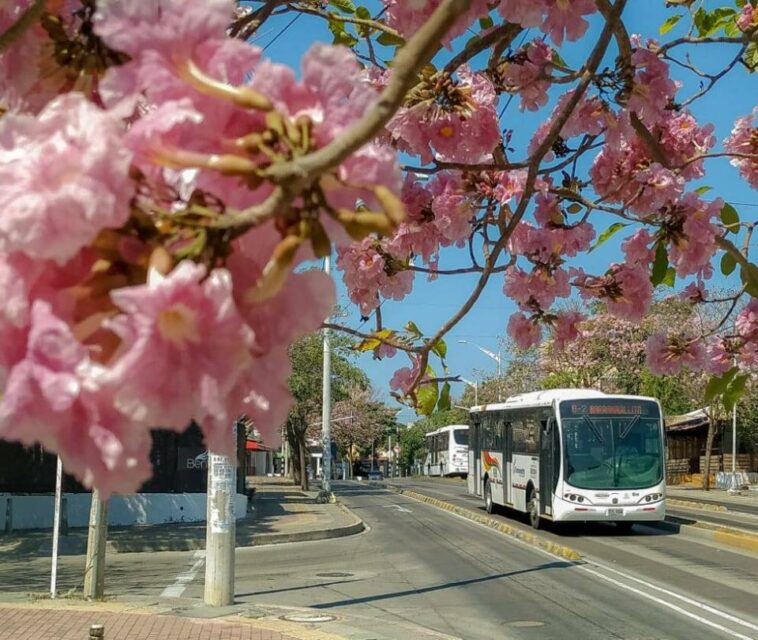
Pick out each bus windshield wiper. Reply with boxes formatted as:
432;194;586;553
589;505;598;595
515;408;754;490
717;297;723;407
582;415;605;443
619;415;640;440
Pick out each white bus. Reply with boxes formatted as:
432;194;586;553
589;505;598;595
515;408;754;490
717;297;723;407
424;425;469;477
467;389;665;530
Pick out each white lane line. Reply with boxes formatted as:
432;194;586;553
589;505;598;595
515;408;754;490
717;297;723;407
578;566;754;640
583;559;758;633
404;494;758;639
160;550;205;598
383;504;413;513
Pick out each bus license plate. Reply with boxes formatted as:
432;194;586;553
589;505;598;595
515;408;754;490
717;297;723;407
607;508;623;516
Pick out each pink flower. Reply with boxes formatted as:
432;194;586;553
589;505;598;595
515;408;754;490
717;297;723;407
0;94;133;263
390;357;423;395
706;337;734;376
628;45;678;126
507;312;542;350
498;39;554;112
0;302;152;496
724;107;758;189
94;0;234;59
388;67;500;165
382;0;491;44
646;331;707;375
576;264;653;323
622;229;655;266
429;172;473;244
105;261;255;453
664;194;721;277
504;267;571;312
679;281;707;304
737;4;756;32
735;300;758;343
541;0;597;46
553;311;585;351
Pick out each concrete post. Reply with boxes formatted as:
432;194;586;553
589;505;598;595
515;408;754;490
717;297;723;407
204;450;236;606
83;490;108;600
50;456;64;598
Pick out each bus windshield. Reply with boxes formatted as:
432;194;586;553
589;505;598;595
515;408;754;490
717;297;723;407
453;429;468;446
560;399;662;490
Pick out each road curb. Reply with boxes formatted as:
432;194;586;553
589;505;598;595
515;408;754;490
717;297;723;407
245;510;365;547
388;487;582;562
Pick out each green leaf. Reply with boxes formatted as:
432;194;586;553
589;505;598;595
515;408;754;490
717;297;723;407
431;338;447;360
566;203;583;214
437;382;451;412
464;34;481;49
405;321;423;338
720;203;739;232
590;222;628;251
651;241;669;286
661;267;676;288
704;367;738;404
355;6;371;35
659;14;683;34
328;0;356;14
721;251;737;276
377;31;405;46
328;18;358;47
723;373;749;412
694;185;712;195
417;382;439;416
479;15;494;30
744;42;758;72
740;262;758;298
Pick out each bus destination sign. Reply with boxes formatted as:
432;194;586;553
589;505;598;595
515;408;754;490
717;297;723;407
561;401;655;417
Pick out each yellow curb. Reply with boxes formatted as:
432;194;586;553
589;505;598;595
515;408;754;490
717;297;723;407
711;529;758;554
667;498;728;512
392;488;582;562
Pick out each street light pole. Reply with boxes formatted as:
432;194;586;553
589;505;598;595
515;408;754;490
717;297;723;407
319;254;333;503
729;356;740;495
460;377;478;405
458;340;502;401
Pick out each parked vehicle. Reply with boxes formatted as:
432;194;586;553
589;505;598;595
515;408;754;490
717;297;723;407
424;425;469;477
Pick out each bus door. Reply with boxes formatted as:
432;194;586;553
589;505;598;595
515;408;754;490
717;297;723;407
468;420;480;496
539;417;556;516
503;418;513;505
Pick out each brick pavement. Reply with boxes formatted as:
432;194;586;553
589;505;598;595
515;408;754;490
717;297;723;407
0;608;301;640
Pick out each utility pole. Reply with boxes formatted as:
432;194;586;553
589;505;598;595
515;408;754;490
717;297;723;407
50;456;63;599
83;489;108;600
318;254;333;503
204;428;237;606
729;355;740;495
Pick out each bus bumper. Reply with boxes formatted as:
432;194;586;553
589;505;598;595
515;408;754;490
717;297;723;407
552;497;666;522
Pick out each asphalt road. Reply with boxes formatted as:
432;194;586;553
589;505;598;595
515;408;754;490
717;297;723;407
2;482;757;639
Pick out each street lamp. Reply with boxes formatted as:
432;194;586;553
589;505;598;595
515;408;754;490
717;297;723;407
728;354;740;495
459;377;478;406
458;340;502;401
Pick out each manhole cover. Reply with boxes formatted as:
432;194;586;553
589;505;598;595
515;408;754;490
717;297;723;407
504;621;545;628
316;572;353;578
281;613;338;624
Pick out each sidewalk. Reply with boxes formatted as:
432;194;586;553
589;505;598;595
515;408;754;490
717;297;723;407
667;485;758;515
0;484;363;558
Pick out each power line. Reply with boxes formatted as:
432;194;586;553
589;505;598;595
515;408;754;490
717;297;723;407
262;12;301;51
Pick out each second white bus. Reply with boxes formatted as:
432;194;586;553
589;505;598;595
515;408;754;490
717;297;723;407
424;425;469;477
467;389;665;530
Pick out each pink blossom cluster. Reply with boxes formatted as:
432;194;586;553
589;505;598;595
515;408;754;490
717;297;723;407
498;40;554;112
627;43;679;127
724;107;758;189
0;0;409;494
387;67;500;164
497;0;597;46
664;194;721;278
591;110;714;215
737;3;757;32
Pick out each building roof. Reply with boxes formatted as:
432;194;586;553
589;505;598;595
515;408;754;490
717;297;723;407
665;408;711;432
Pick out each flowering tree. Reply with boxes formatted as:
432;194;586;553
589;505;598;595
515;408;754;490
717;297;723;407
0;0;757;495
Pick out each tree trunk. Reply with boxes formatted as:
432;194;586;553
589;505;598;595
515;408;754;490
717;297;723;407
299;438;309;492
702;419;717;491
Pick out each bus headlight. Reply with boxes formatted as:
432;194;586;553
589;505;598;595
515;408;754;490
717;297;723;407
564;493;591;504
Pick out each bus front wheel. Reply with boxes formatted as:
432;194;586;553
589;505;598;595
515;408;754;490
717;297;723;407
484;479;494;514
527;489;541;530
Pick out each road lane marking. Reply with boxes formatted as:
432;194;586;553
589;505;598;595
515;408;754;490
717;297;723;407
160;550;205;598
581;560;758;634
398;488;758;639
383;504;413;513
578;566;755;640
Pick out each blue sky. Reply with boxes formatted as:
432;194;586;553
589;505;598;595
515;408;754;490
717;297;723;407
252;1;758;423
